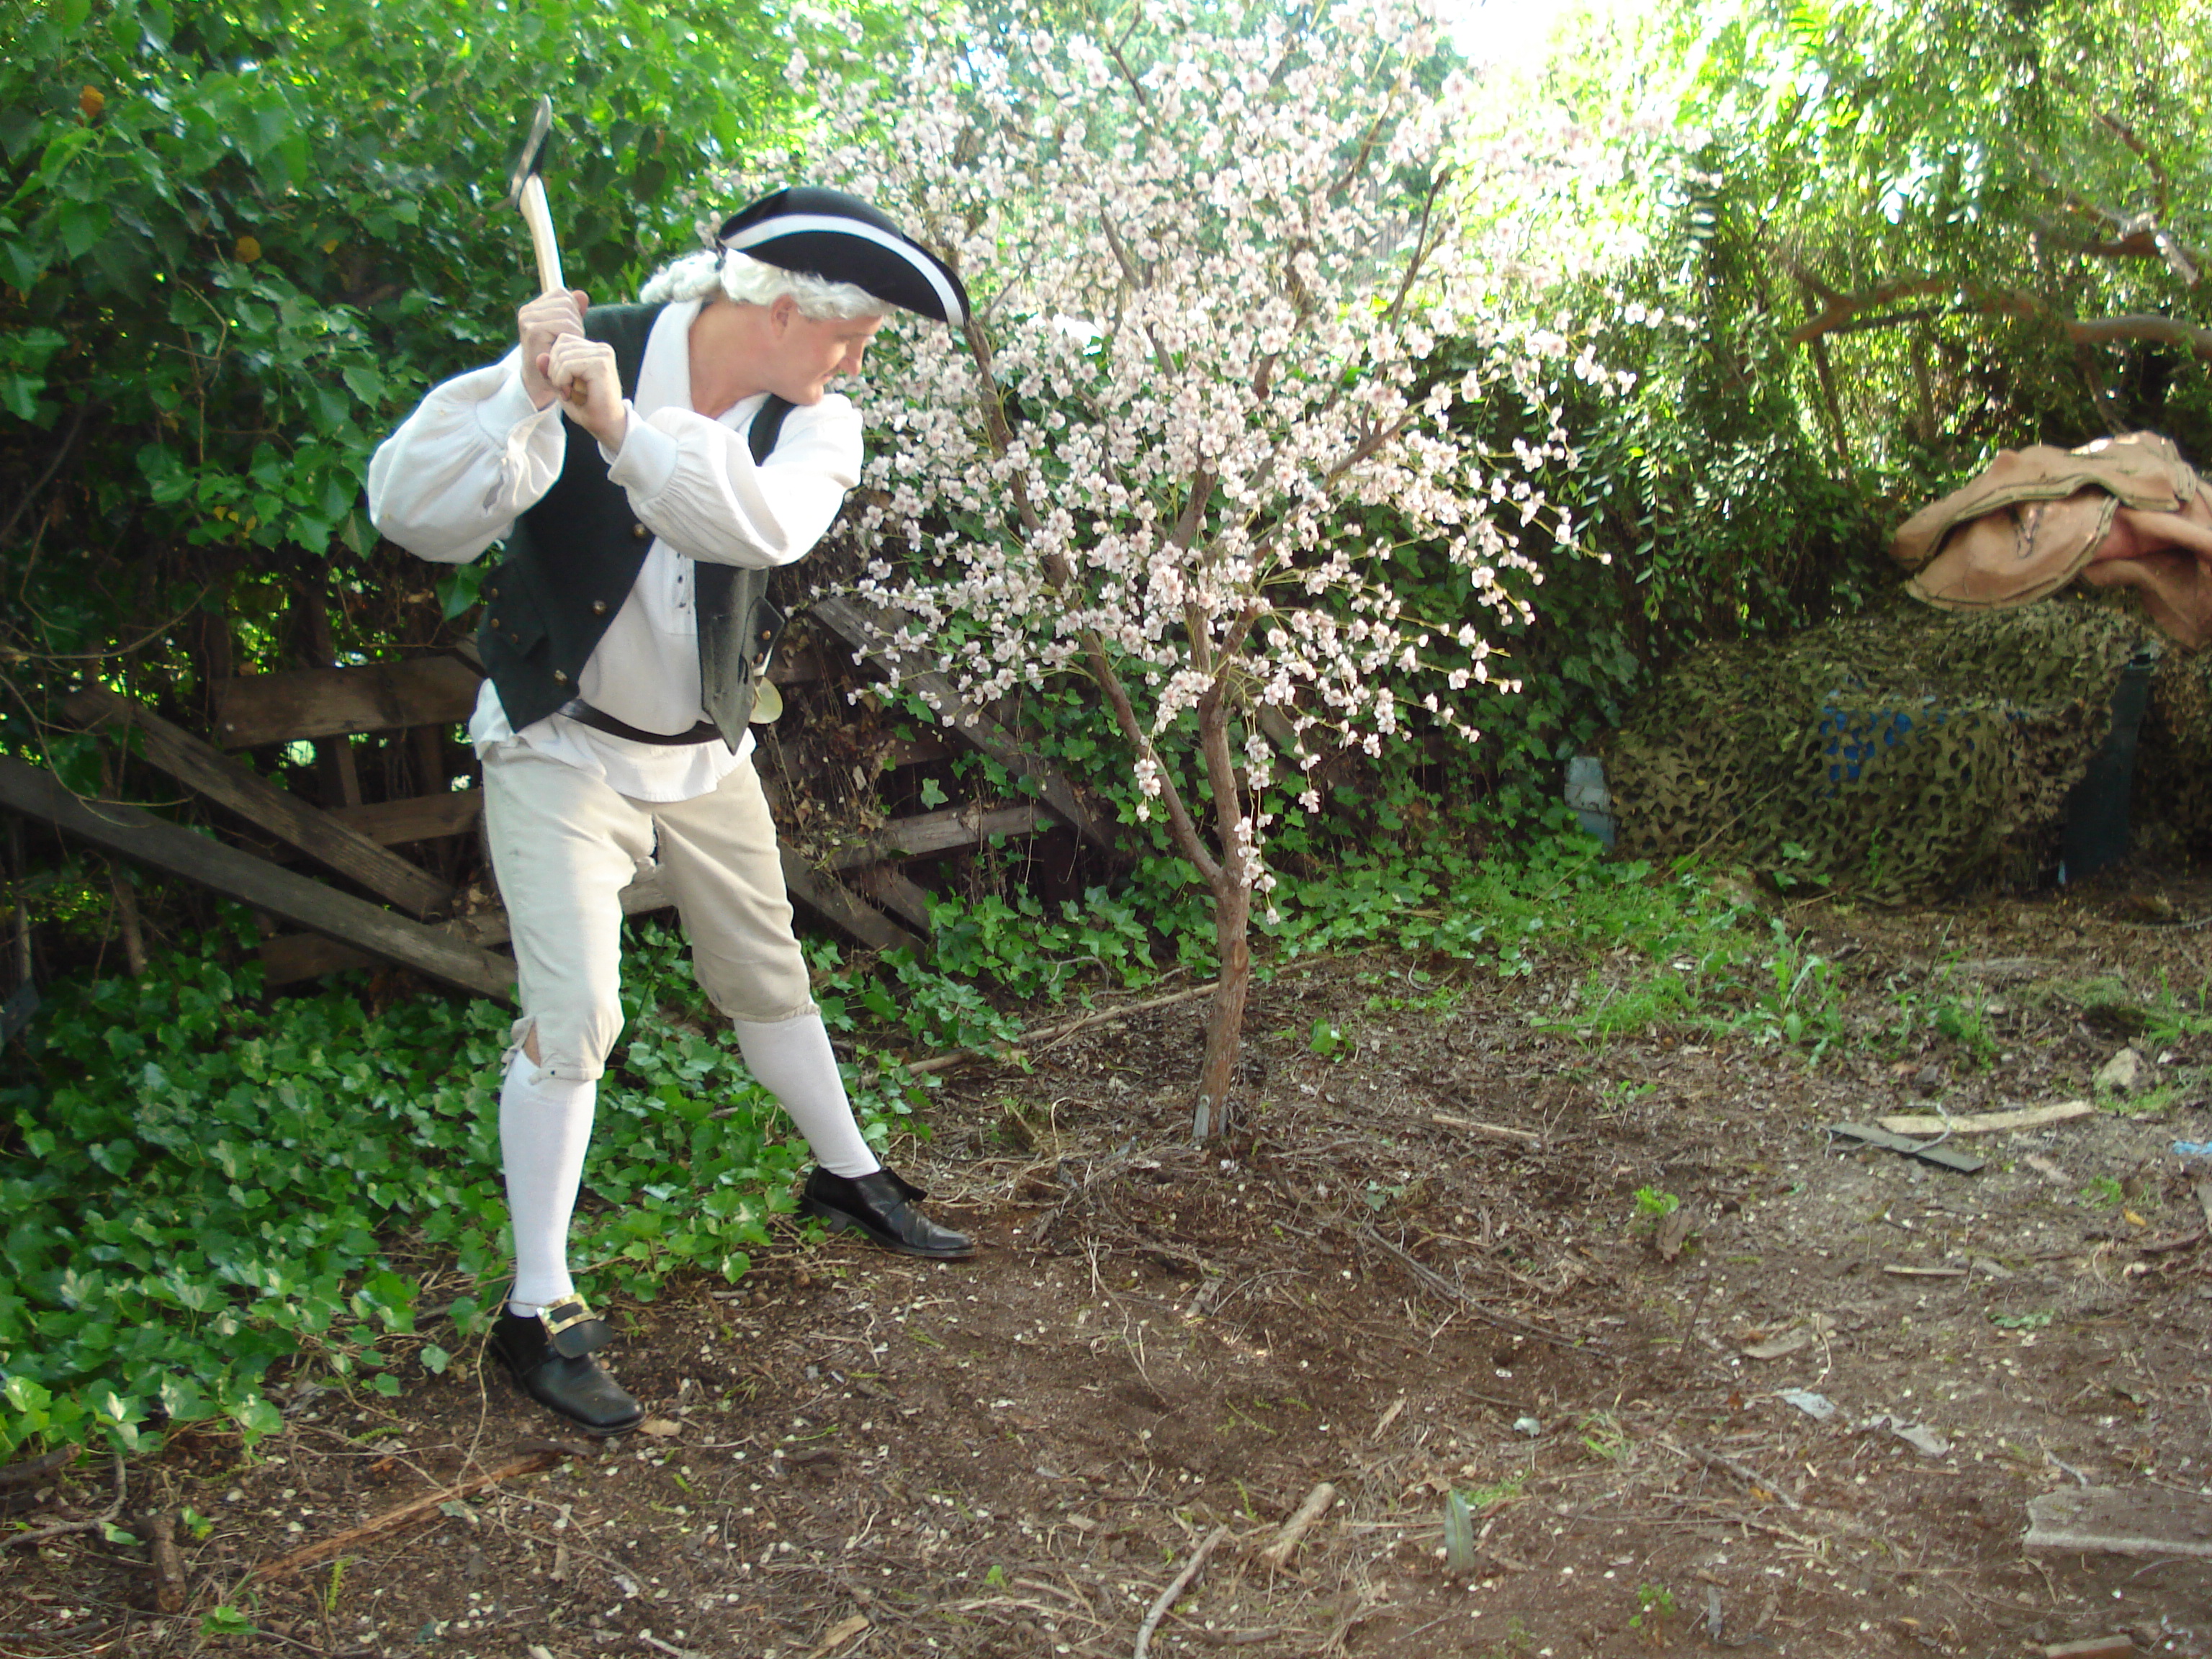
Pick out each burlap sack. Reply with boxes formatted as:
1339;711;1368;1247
1894;432;2212;651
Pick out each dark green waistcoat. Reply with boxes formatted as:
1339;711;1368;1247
477;302;794;745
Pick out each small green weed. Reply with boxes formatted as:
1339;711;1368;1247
199;1604;255;1638
2080;1176;2125;1209
1766;840;1830;895
1359;967;1460;1016
1595;1078;1658;1112
1728;920;1845;1062
1885;963;1999;1068
1308;1017;1352;1059
1629;1583;1676;1641
1579;1411;1633;1463
2145;971;2212;1046
1633;1187;1681;1223
2103;1082;2188;1118
1990;1310;2053;1331
1461;1473;1525;1511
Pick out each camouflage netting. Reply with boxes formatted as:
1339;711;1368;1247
1603;595;2174;901
2138;644;2212;856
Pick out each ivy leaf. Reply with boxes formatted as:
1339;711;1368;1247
340;364;385;405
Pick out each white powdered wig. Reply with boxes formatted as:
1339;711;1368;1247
639;249;884;320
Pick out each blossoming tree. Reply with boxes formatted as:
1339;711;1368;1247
781;0;1574;1138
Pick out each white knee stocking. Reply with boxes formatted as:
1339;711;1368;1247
734;1014;880;1177
499;1056;598;1314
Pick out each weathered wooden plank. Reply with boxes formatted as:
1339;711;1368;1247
806;594;1118;852
210;656;483;749
765;646;825;685
879;734;955;767
64;684;453;919
0;758;513;1002
260;909;512;989
327;790;485;848
846;865;938;933
2026;1486;2212;1559
827;803;1054;869
779;845;921;956
266;848;917;986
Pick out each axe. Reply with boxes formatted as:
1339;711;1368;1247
505;96;586;404
505;96;565;296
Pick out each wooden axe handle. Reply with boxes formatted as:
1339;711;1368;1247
518;174;565;297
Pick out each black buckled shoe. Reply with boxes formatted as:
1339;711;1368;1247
487;1298;644;1436
801;1167;977;1259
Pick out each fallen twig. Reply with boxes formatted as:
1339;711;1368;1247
244;1449;560;1582
905;984;1214;1076
1429;1112;1541;1146
1877;1100;2093;1136
0;1447;73;1490
1134;1524;1226;1658
2;1453;124;1550
1686;1445;1804;1514
148;1509;187;1613
1356;1226;1581;1348
1259;1482;1336;1570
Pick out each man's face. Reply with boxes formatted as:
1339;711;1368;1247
768;305;885;405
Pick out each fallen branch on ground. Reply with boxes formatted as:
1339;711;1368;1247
1355;1226;1581;1348
1430;1112;1542;1146
2;1453;125;1551
244;1449;561;1583
904;984;1215;1078
1686;1444;1804;1513
1134;1524;1228;1658
1260;1482;1336;1570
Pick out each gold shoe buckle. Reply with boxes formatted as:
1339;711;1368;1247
539;1299;595;1341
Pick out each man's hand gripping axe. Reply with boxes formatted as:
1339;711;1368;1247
505;97;585;405
505;96;565;297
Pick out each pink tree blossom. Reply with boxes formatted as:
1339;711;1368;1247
763;0;1575;1138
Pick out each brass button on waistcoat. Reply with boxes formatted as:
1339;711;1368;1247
553;669;570;685
486;584;500;601
592;599;609;616
630;523;649;541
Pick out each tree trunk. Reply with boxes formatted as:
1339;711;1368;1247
1189;680;1253;1142
107;860;148;979
1192;868;1251;1141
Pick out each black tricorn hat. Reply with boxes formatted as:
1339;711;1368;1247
717;187;970;327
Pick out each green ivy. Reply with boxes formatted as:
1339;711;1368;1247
0;907;928;1460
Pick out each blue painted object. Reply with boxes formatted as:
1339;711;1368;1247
1815;695;1965;788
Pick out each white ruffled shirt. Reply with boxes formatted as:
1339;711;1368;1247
367;300;862;801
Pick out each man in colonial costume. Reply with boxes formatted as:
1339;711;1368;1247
369;189;975;1435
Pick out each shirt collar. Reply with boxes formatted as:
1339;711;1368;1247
637;300;771;428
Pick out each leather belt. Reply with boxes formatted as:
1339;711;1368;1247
555;698;728;746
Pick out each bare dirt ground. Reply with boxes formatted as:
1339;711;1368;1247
6;869;2212;1659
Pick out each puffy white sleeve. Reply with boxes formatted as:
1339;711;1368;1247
366;351;567;565
602;395;863;570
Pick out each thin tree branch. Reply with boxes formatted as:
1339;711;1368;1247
1787;277;2212;359
2;1453;125;1551
0;403;89;553
1384;166;1453;326
1133;1526;1228;1659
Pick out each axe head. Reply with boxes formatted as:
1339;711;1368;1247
504;96;554;207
